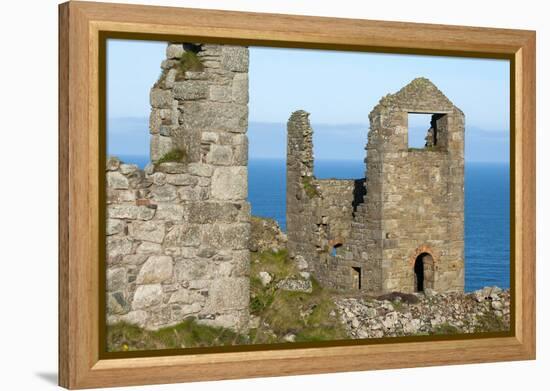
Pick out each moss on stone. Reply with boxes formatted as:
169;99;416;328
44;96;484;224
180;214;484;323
177;51;204;77
154;148;187;166
302;176;320;198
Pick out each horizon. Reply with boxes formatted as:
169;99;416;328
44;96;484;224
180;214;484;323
107;40;510;164
108;116;510;163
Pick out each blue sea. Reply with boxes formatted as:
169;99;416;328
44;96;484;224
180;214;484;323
117;155;510;292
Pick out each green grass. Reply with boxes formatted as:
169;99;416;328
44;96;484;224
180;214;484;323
108;250;348;351
302;176;320;198
473;311;508;333
177;51;204;78
431;322;460;335
249;249;347;344
106;317;248;352
154;148;187;166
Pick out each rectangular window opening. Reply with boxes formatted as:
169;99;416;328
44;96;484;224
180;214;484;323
352;266;362;290
408;113;442;149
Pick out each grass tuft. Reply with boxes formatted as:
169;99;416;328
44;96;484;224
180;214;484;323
302;176;320;198
178;51;204;78
107;317;248;352
154;148;187;166
249;249;347;344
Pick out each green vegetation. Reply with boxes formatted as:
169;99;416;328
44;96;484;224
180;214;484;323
106;317;248;352
473;311;508;333
177;51;204;78
431;322;460;335
154;148;187;166
302;176;320;198
249;249;347;344
107;249;347;352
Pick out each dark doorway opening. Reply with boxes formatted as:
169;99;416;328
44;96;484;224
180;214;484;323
414;253;434;292
352;267;362;290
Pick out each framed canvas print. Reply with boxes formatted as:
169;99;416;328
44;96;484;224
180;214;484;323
58;1;536;389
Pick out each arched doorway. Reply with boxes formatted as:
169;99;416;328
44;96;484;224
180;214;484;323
413;253;434;292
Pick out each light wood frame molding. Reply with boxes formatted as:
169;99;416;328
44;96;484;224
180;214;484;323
58;1;536;388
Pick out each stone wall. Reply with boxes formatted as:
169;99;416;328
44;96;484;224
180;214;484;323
286;78;465;295
285;111;364;289
344;77;465;294
106;43;251;331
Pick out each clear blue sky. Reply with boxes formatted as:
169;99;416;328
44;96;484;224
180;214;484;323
107;39;510;162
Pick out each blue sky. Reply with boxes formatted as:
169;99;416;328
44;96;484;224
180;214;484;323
107;39;510;162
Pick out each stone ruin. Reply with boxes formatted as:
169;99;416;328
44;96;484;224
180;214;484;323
105;42;465;332
106;43;251;331
287;78;465;294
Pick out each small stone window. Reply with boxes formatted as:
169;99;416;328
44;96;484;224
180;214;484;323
331;243;342;257
407;113;445;149
352;267;362;290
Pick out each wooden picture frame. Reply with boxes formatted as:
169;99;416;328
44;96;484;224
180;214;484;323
59;1;536;388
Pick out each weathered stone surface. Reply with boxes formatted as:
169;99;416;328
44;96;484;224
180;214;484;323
165;174;198;186
164;224;201;247
120;164;139;175
249;216;287;252
169;289;206;304
128;221;166;244
181;101;248;133
107;237;133;263
174;259;211;281
118;310;149;328
150;89;173;108
132;284;163;309
208;277;248;311
136;256;173;284
276;278;313;293
106;219;125;236
107;171;129;189
107;156;121;171
173;81;208;100
155;203;185;221
166;44;184;59
136;241;163;254
122;254;148;265
187;163;213;177
221;46;249;72
206;145;233;165
258;271;272;287
151;184;178;202
156;162;187;174
201;223;249;250
211;166;247;200
232;73;248;104
150;135;173;161
108;205;155;220
209;85;232;102
107;268;127;292
107;292;129;314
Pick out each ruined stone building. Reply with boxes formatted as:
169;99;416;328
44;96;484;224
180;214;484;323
287;78;465;295
105;42;464;332
106;43;251;331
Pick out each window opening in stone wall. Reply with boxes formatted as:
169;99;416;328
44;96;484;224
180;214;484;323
331;243;343;257
407;113;444;150
352;267;362;290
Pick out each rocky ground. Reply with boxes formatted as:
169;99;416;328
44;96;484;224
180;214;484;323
336;287;510;338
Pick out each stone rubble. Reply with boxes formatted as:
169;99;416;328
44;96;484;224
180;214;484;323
336;287;510;338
